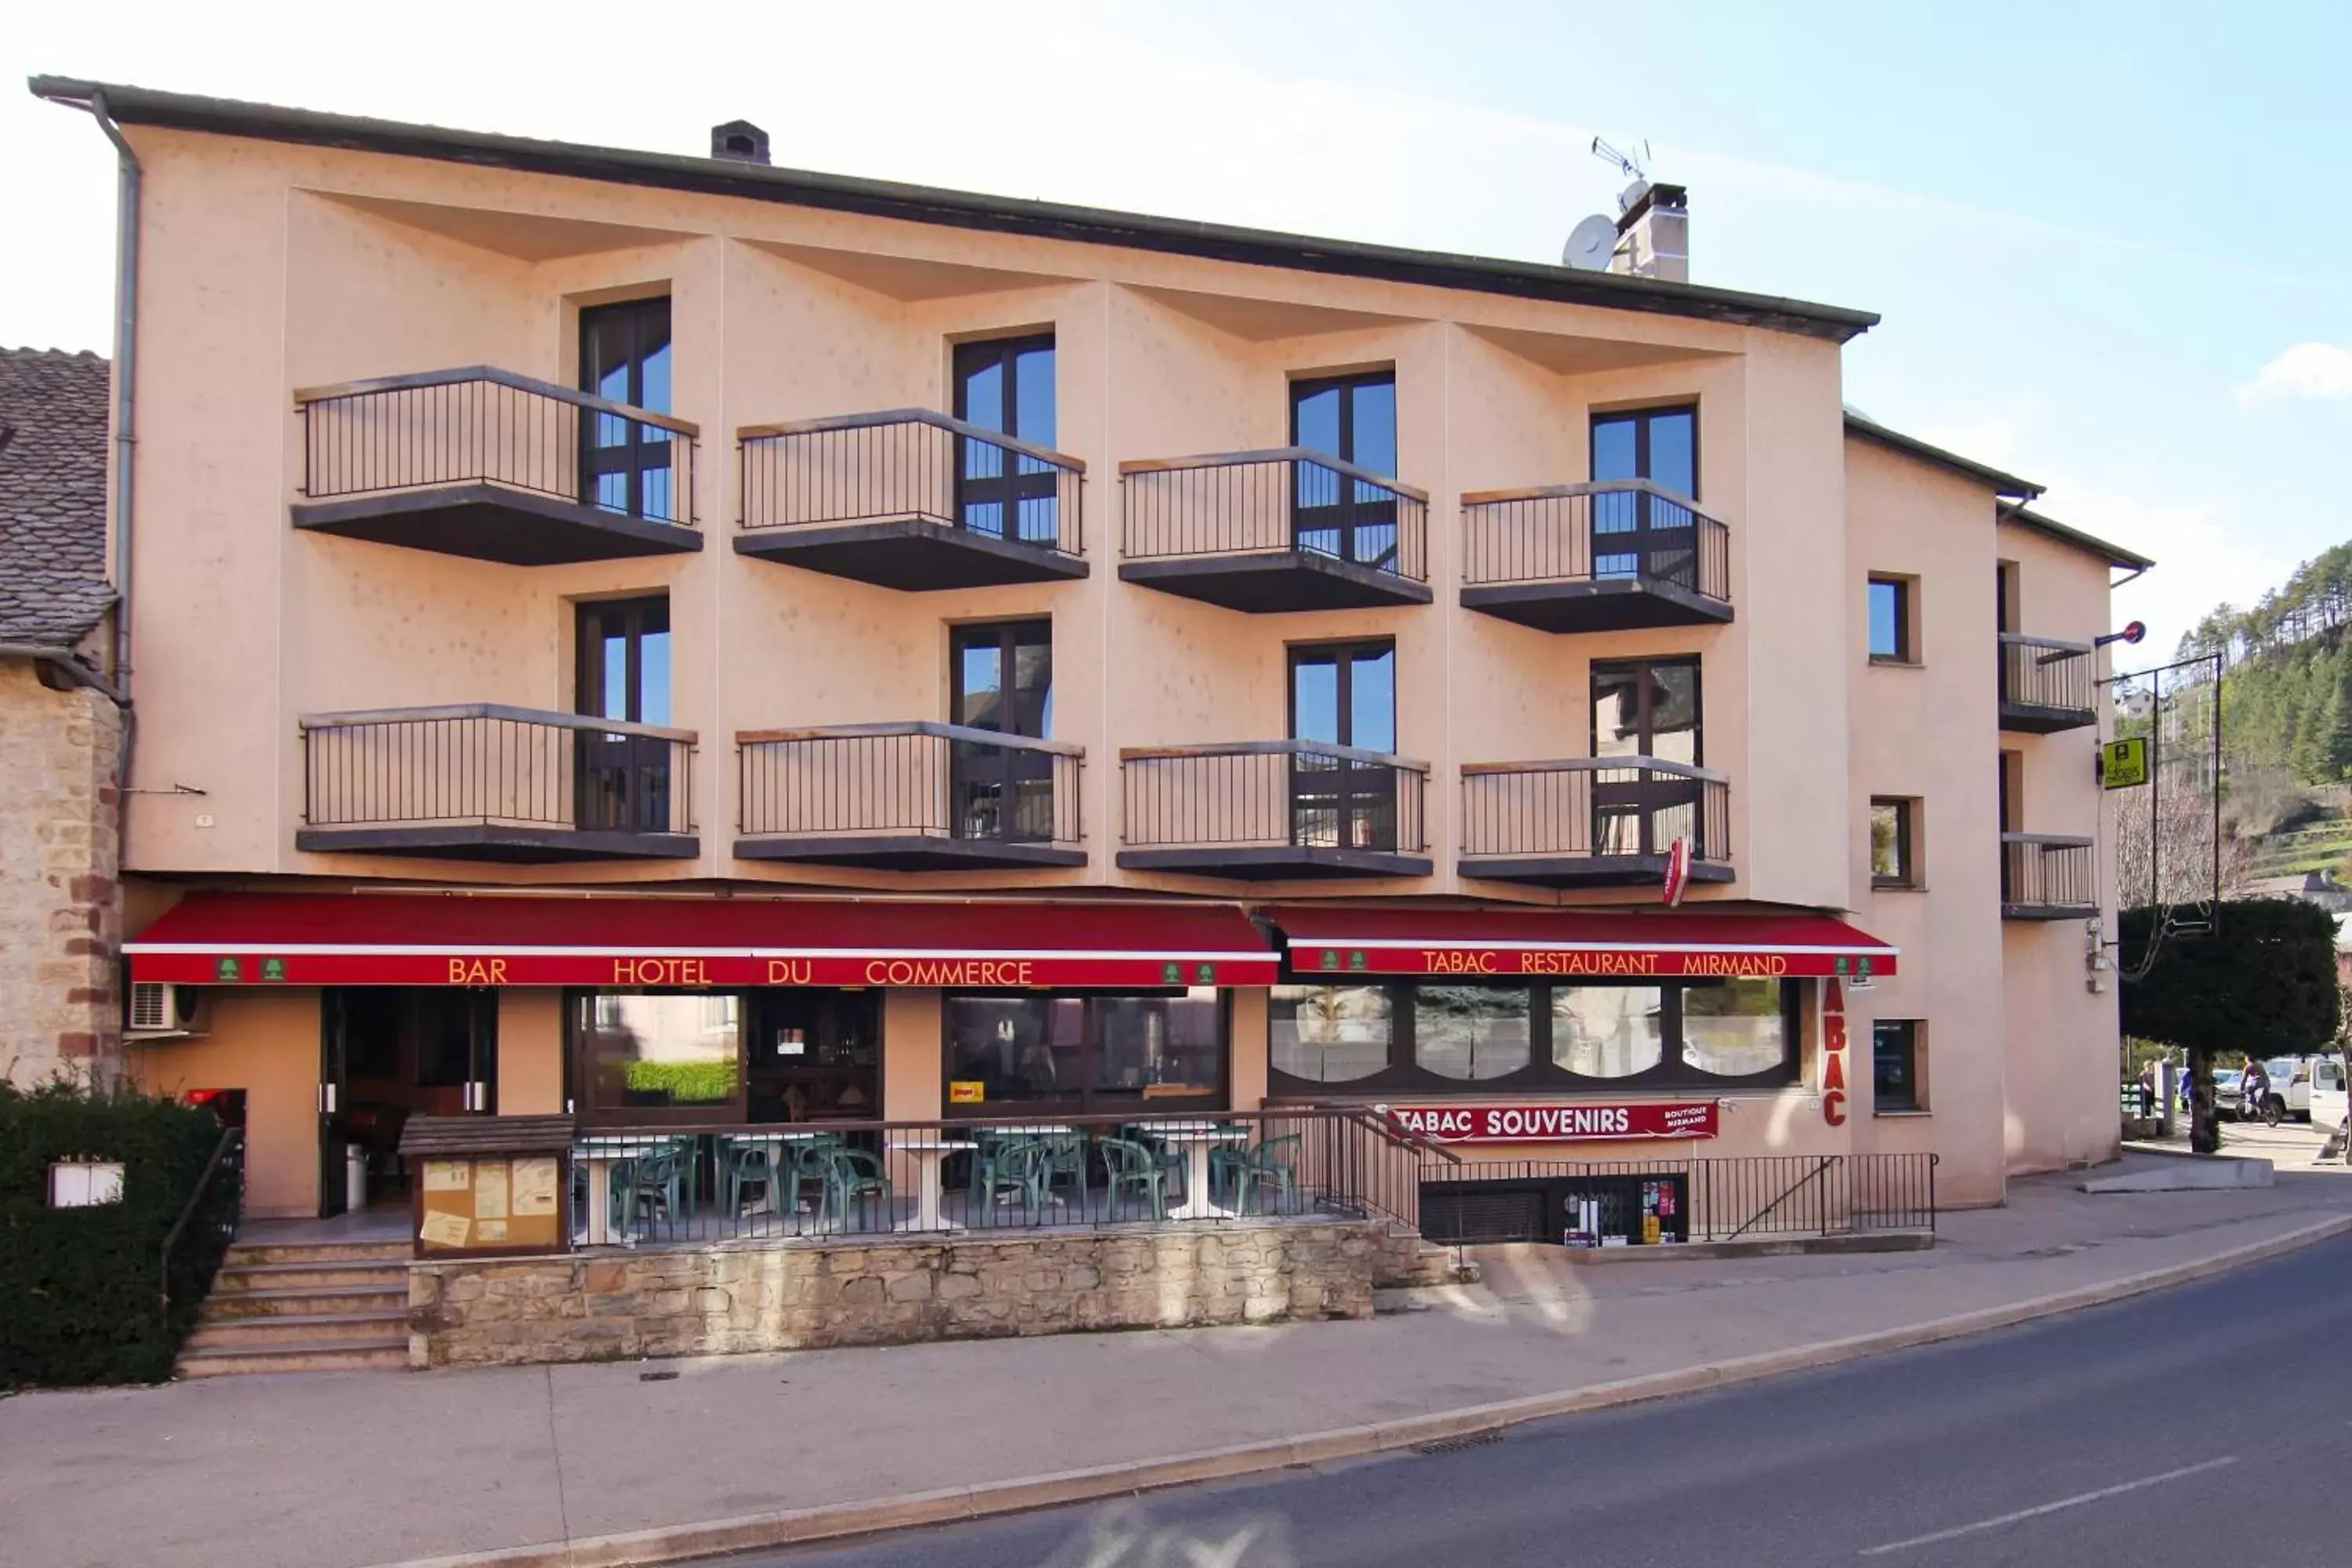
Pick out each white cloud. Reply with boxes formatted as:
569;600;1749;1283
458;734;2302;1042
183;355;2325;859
2237;343;2352;406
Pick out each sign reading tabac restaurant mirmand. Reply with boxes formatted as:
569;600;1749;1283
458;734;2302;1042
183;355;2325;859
1295;946;1889;980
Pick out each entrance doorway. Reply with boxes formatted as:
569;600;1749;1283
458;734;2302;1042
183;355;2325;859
319;989;497;1217
748;989;881;1123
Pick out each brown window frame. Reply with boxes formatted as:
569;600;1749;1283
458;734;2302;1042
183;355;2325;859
1867;575;1916;664
1871;797;1919;888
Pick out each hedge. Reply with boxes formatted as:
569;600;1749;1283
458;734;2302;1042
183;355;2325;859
0;1077;241;1387
622;1058;736;1104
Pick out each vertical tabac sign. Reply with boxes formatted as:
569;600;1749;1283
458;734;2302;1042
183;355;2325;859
1820;978;1848;1126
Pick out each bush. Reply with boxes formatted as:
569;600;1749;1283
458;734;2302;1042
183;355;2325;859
0;1077;241;1387
622;1058;735;1104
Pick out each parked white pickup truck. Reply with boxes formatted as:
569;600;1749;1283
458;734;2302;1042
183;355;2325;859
2309;1056;2347;1138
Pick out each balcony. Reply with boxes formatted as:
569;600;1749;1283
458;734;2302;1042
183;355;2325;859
299;706;698;862
735;723;1086;870
292;368;702;564
735;411;1087;590
1118;451;1432;612
1117;741;1431;879
1459;757;1733;888
2002;833;2097;920
1461;480;1732;633
1998;634;2099;732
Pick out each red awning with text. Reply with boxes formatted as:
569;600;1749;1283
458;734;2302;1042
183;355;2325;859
1270;906;1897;980
126;895;1278;989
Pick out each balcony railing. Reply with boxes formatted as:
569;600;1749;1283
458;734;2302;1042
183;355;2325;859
292;367;700;564
2001;832;2096;920
735;723;1085;869
736;410;1085;588
1117;741;1431;879
1459;757;1732;887
1998;633;2098;732
1119;450;1432;611
299;704;698;861
1461;479;1732;633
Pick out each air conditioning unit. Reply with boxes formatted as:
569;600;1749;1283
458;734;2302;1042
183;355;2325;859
126;982;210;1040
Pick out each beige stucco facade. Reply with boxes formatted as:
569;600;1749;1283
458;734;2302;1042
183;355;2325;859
82;96;2136;1221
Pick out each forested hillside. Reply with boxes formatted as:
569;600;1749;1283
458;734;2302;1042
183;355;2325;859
2176;543;2352;786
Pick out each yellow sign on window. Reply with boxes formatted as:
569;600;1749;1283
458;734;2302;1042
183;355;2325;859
948;1080;985;1105
2102;736;2149;790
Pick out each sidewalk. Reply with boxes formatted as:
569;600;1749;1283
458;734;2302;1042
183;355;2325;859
9;1160;2352;1568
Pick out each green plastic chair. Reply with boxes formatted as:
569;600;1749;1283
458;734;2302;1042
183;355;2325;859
1099;1136;1167;1222
821;1147;892;1232
1036;1132;1088;1206
716;1138;777;1217
782;1135;844;1220
969;1133;1040;1207
974;1138;1051;1226
619;1147;689;1234
1230;1134;1301;1215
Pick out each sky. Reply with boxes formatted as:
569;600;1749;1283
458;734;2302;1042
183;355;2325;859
5;0;2345;658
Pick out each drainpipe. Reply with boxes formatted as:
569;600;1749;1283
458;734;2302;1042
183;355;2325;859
0;644;129;706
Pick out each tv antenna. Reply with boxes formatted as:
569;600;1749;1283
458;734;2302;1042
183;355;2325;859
1591;136;1650;183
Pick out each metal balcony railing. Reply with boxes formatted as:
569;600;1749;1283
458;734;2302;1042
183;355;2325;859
301;705;697;837
1120;741;1429;855
1460;757;1731;862
295;366;699;526
1119;449;1428;581
1998;633;2097;715
737;409;1084;557
1461;479;1730;600
736;723;1083;848
2001;832;2096;915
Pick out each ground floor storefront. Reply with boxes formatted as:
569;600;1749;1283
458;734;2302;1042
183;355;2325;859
120;889;2040;1253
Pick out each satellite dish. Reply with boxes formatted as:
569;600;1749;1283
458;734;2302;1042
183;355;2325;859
1563;213;1617;271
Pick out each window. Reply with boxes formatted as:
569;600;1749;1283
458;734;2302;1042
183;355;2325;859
1291;640;1399;851
1591;405;1699;584
579;296;673;518
1874;1020;1923;1112
1591;656;1704;858
944;990;1225;1113
1290;371;1400;569
572;992;742;1121
951;620;1055;843
1867;576;1915;662
953;335;1058;543
1265;978;1799;1095
575;596;674;834
1871;798;1918;888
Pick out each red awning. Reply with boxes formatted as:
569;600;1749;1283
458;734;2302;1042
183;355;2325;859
126;895;1278;989
1269;906;1897;980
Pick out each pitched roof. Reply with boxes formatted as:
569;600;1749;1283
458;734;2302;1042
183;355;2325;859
1842;410;2043;500
28;77;1882;345
0;347;114;647
2003;506;2155;573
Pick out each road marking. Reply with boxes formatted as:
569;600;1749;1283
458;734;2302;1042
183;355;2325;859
1859;1456;2239;1555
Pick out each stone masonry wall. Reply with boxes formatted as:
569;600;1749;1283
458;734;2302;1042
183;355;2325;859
0;662;122;1086
408;1221;1382;1368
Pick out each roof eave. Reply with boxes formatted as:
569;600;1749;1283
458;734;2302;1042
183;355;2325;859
1843;412;2043;500
2004;506;2156;574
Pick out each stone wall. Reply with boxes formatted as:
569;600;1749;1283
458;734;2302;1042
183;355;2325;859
0;662;122;1086
408;1221;1383;1368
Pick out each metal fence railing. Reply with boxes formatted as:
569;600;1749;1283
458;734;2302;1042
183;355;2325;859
1461;479;1730;601
1460;757;1730;864
736;723;1083;849
1120;449;1428;583
296;366;699;527
2002;832;2096;914
1998;633;2097;714
159;1127;245;1331
737;409;1084;559
1417;1153;1938;1247
566;1108;1439;1247
1119;741;1430;856
301;705;697;837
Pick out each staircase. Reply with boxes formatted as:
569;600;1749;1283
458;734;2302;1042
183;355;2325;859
178;1238;411;1377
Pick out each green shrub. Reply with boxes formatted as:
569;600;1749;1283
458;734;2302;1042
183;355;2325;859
0;1076;241;1387
622;1058;735;1104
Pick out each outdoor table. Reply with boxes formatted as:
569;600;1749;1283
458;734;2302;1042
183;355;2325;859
891;1138;978;1232
724;1131;828;1216
973;1124;1076;1135
1156;1123;1249;1221
572;1134;673;1245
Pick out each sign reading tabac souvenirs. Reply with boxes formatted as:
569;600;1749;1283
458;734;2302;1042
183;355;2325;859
1385;1102;1719;1145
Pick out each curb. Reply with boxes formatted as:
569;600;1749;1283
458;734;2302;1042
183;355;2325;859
372;1212;2352;1568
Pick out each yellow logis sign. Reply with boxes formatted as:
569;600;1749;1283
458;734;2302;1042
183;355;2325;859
2102;736;2149;790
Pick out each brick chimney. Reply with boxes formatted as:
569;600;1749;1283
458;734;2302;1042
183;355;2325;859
710;121;771;165
1608;182;1689;284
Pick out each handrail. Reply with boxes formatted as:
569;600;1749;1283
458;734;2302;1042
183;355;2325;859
1997;631;2096;655
1461;754;1728;784
1118;445;1430;503
2002;830;2095;848
1722;1153;1838;1242
300;702;699;744
736;720;1083;757
1460;475;1727;525
292;364;699;437
1350;1105;1464;1167
159;1126;242;1330
737;407;1085;474
1120;738;1428;770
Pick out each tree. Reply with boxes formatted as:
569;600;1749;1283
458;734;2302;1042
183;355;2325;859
2122;898;2341;1153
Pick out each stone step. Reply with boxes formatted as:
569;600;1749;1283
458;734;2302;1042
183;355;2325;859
187;1311;408;1351
176;1338;408;1377
214;1258;408;1292
204;1283;408;1319
224;1240;412;1266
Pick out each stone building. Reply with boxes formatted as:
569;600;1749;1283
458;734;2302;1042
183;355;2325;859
0;347;123;1086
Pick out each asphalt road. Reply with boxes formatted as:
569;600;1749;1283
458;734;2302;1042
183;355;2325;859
736;1235;2352;1568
